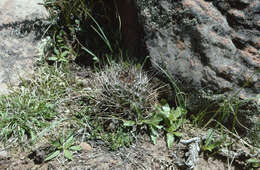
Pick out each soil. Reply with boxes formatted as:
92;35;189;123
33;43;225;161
2;125;257;170
0;1;259;170
0;135;239;170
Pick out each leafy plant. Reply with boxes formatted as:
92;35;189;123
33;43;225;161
154;104;187;148
45;133;81;161
47;30;73;63
124;103;187;149
200;129;224;153
246;158;260;169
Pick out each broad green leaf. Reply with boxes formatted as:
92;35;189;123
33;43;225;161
48;56;58;61
52;140;61;148
166;133;174;149
143;117;162;126
150;126;158;136
247;158;260;168
175;119;184;129
64;149;73;160
45;150;60;161
59;137;64;145
172;131;182;137
30;131;35;141
70;145;82;151
64;135;75;148
54;47;60;55
123;120;136;127
154;125;164;130
169;111;174;121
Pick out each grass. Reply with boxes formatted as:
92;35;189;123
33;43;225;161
0;0;258;168
41;0;120;64
0;60;184;151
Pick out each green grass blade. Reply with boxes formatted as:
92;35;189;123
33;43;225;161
45;150;60;161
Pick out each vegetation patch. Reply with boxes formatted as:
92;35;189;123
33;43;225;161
0;0;259;169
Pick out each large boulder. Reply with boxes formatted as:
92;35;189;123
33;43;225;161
135;0;259;98
0;0;48;94
115;0;260;142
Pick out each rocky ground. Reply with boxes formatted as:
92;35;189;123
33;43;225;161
1;124;251;170
0;0;259;170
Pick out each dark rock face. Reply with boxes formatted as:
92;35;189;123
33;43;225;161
116;0;259;142
135;0;259;99
117;0;143;56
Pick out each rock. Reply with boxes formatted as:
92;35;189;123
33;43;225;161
28;149;46;164
0;0;48;95
80;142;93;152
0;150;8;159
135;0;259;97
114;0;259;143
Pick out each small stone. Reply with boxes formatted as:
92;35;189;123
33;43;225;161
0;150;8;159
80;142;92;151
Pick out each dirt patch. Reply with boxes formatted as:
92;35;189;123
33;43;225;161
2;126;257;170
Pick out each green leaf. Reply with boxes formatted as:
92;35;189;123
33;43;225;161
172;107;186;120
70;145;82;151
168;124;177;133
64;149;73;160
45;150;60;161
154;125;164;130
81;47;99;62
205;130;214;146
172;131;182;137
166;133;174;148
48;56;58;61
150;126;158;144
123;120;136;127
64;135;75;148
60;51;69;58
54;47;60;55
59;137;64;145
204;144;216;152
162;104;171;113
150;126;158;136
151;134;157;145
247;158;260;167
143;117;162;126
52;140;61;148
247;158;260;164
30;131;36;141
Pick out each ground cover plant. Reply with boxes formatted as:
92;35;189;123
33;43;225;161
0;0;259;169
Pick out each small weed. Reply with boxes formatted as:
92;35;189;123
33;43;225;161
246;158;260;169
124;103;187;149
200;129;224;153
45;133;81;161
153;104;187;148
